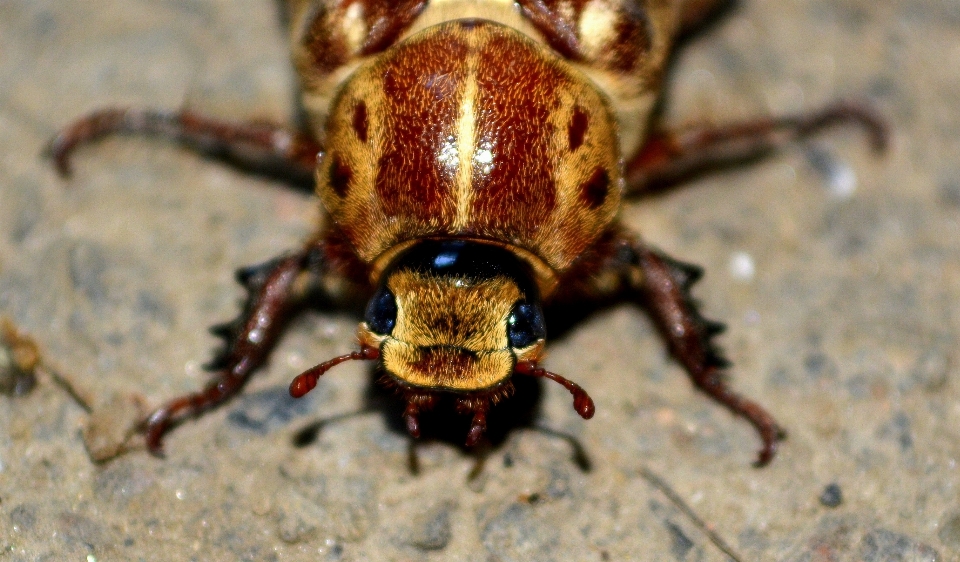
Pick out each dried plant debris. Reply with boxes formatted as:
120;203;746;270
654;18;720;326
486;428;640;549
82;392;149;463
0;317;39;396
0;317;144;462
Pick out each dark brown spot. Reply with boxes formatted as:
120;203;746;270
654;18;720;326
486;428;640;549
352;101;368;142
579;167;609;209
329;155;352;198
568;106;588;151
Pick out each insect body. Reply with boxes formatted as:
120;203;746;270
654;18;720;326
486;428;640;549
52;0;887;465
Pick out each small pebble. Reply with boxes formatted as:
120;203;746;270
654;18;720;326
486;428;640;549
728;251;756;282
819;483;843;508
0;319;39;397
806;145;857;198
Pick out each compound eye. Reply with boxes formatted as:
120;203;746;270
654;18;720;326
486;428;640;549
507;301;546;349
364;287;397;335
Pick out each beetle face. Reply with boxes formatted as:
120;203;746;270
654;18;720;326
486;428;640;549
358;240;546;394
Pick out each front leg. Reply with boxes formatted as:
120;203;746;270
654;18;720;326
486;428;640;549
143;240;328;455
632;241;784;466
574;232;785;466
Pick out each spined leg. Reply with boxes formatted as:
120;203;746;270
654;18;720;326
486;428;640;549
613;235;784;466
48;108;321;182
143;244;322;455
625;101;888;194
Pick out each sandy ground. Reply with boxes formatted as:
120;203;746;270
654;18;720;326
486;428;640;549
1;0;958;560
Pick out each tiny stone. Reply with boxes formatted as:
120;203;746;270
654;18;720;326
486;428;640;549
807;145;857;198
728;251;755;282
819;483;843;508
0;319;39;397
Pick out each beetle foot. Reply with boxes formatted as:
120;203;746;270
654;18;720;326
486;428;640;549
141;370;247;457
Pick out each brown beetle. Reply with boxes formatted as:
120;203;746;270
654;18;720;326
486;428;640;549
51;0;887;466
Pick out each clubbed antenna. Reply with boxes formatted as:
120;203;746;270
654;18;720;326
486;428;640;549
514;361;595;419
289;346;380;398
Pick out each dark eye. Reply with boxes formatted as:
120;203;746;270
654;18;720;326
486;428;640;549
364;287;397;335
507;302;545;348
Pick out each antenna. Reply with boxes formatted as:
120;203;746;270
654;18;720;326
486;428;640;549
514;360;595;419
289;346;380;398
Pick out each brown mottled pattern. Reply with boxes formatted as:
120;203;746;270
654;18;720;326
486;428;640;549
316;19;622;277
374;27;469;227
470;27;563;240
579;166;610;209
516;0;591;60
328;154;352;198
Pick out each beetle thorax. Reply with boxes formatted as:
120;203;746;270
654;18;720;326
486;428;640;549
317;19;623;288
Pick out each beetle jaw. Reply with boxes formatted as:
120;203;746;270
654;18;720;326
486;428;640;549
358;323;553;445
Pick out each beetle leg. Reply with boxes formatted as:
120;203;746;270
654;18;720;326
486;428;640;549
143;242;326;456
611;235;785;466
625;101;889;194
48;107;321;183
515;0;585;61
357;0;429;56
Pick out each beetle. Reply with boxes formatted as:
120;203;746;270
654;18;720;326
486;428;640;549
50;0;887;466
